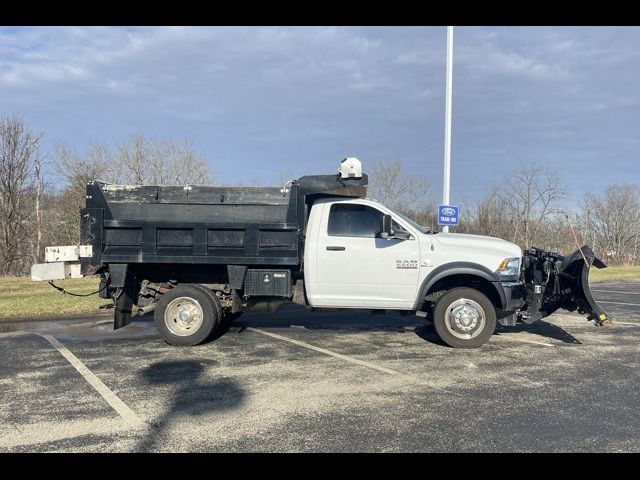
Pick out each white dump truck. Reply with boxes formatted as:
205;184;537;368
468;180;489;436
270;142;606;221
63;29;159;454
32;158;611;348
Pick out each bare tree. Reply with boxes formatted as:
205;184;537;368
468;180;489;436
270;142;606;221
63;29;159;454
582;184;640;265
49;144;107;245
56;142;116;185
367;160;432;224
497;165;566;249
115;135;213;185
55;136;213;188
368;161;409;208
33;139;45;264
0;116;43;275
49;136;215;246
577;195;598;253
463;186;514;241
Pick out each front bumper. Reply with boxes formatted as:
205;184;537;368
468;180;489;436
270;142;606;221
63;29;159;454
498;281;527;312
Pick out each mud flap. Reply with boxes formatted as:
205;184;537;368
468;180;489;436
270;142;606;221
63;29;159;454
556;246;613;326
113;269;138;330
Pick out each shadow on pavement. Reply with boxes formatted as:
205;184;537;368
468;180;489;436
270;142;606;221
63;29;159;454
413;324;448;346
135;360;245;452
71;304;582;349
235;305;582;346
496;320;582;344
237;305;424;332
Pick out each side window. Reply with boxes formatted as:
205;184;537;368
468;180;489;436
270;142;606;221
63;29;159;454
328;204;383;238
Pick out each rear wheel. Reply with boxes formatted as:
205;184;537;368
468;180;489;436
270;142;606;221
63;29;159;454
154;284;221;346
225;311;243;323
221;310;243;325
432;287;497;348
216;311;242;338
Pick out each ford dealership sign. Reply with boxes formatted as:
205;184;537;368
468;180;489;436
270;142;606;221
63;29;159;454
438;204;459;226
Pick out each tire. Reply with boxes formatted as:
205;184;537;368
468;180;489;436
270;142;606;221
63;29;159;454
154;284;221;346
224;311;243;323
214;311;242;340
191;285;237;340
432;287;497;349
193;283;234;342
221;310;242;330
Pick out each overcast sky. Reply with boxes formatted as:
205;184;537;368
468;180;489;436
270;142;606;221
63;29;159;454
1;26;639;206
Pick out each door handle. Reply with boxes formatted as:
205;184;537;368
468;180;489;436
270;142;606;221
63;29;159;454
326;246;346;251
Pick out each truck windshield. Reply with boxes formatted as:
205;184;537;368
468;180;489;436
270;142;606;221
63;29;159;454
384;206;430;235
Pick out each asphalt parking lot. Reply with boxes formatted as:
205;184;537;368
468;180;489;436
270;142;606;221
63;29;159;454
1;281;639;452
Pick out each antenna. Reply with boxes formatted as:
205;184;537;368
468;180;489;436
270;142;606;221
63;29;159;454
565;214;589;268
511;219;527;249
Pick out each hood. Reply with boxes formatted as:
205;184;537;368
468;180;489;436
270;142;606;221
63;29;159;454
433;233;522;259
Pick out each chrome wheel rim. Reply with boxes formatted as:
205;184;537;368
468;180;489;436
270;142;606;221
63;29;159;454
444;298;486;340
164;297;203;336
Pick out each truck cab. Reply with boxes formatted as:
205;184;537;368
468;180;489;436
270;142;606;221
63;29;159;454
304;196;526;347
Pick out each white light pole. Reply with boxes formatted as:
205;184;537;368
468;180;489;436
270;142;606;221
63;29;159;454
442;25;454;233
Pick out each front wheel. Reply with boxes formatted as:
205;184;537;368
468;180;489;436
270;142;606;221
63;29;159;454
432;287;497;348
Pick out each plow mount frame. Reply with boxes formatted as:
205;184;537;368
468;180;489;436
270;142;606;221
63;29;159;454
519;245;612;327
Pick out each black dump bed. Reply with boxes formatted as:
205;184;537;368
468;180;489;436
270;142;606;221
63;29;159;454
80;173;368;275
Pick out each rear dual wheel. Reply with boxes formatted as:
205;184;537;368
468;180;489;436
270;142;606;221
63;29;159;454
154;284;226;346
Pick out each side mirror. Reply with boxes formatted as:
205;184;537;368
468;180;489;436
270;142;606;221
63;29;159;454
380;214;394;239
394;229;412;240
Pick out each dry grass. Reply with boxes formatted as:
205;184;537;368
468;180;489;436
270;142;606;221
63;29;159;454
0;276;109;320
589;266;640;283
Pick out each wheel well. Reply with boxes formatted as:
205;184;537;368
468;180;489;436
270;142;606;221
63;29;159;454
424;274;502;311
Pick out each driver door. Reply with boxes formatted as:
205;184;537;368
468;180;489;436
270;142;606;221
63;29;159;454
313;201;420;309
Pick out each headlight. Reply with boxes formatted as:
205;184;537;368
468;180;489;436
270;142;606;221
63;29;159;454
496;257;521;277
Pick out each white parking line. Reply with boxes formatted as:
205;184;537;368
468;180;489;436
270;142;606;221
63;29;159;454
0;418;140;449
0;331;31;338
247;327;403;376
38;333;144;427
596;300;640;307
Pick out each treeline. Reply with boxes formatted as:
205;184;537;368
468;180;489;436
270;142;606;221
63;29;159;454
0;115;214;276
368;161;640;266
1;115;638;277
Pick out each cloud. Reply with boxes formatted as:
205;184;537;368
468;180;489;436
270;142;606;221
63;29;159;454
0;26;638;207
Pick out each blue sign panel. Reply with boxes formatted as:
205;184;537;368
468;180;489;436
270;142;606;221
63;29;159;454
438;204;459;226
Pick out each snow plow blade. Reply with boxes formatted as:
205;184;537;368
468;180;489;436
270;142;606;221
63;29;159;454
521;245;613;326
557;246;612;326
